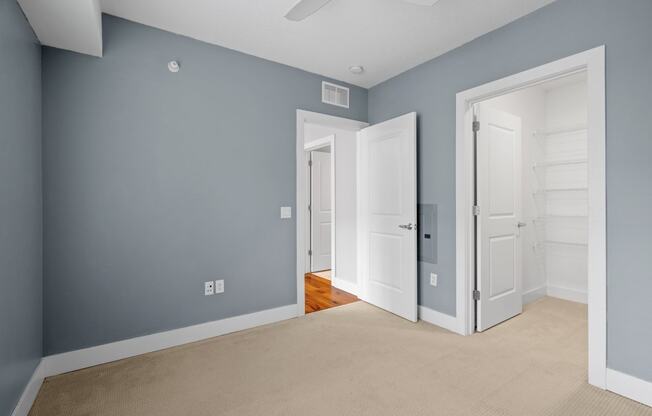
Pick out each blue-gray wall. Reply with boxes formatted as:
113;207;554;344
369;0;652;382
42;15;367;355
0;0;42;414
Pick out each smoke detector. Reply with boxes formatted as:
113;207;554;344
349;65;365;75
168;61;180;73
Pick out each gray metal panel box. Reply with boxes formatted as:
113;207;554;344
418;204;437;264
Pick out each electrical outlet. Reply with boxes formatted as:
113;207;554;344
430;273;438;287
204;281;215;296
215;279;224;294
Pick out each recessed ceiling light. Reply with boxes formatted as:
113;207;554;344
349;65;364;75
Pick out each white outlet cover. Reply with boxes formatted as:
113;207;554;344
430;273;438;287
280;206;292;219
204;281;215;296
215;279;224;294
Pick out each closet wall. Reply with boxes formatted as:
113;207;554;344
536;77;589;303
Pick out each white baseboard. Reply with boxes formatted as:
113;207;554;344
547;285;587;304
606;368;652;408
418;306;461;334
523;285;547;305
40;304;298;378
331;276;359;296
11;361;44;416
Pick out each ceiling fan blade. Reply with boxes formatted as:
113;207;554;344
285;0;332;21
401;0;441;5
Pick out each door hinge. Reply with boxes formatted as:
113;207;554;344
473;290;481;301
308;250;312;256
308;160;313;167
308;204;311;212
472;121;480;132
473;205;480;216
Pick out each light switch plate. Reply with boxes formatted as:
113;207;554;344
280;206;292;219
430;273;438;287
215;279;224;294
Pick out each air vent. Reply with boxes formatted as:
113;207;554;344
322;81;349;108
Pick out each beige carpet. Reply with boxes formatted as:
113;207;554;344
30;297;652;416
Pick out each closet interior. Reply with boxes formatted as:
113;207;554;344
484;72;589;305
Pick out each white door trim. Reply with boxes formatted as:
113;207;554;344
296;110;368;316
455;46;606;388
306;135;335;273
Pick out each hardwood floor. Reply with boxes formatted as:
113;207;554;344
305;272;358;314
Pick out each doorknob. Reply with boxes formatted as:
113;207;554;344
517;222;527;228
398;223;416;230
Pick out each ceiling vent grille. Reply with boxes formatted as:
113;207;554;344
322;81;349;108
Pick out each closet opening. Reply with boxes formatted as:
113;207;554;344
474;71;590;331
455;47;606;388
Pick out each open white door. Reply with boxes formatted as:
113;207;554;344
310;150;332;272
358;112;417;322
475;104;523;331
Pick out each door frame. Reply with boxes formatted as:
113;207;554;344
296;110;368;317
455;46;606;388
307;135;335;273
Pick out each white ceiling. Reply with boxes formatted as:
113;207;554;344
18;0;103;57
21;0;557;88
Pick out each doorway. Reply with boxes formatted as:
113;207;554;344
309;146;333;274
303;134;358;314
298;115;364;315
455;46;606;388
296;110;419;320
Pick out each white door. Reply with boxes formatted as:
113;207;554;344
310;150;332;272
358;112;417;322
476;104;523;332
